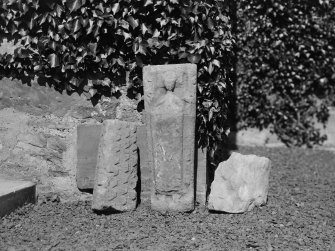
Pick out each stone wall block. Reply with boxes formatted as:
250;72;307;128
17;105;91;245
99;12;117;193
92;120;138;212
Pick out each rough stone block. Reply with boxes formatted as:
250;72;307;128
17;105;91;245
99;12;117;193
0;177;36;218
92;120;138;212
196;148;207;206
208;152;271;213
143;64;197;212
76;124;102;190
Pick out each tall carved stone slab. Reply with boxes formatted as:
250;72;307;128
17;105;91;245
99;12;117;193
143;64;197;212
92;120;138;212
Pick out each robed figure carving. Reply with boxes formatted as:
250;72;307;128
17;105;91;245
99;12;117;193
143;64;197;212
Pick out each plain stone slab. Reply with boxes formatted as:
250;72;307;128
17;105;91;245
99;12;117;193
0;178;36;217
76;124;102;190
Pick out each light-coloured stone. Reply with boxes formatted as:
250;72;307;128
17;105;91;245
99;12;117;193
143;64;197;212
0;177;36;217
317;107;335;148
92;120;138;212
208;152;271;213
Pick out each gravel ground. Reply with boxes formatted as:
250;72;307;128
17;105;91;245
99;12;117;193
0;146;334;250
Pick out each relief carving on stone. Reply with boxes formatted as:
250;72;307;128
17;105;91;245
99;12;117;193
143;64;197;212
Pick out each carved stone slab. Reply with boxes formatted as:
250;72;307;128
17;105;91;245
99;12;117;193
143;64;197;212
92;120;138;212
76;124;102;190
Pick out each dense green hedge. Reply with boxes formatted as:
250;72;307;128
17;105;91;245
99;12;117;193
1;0;335;149
236;0;335;147
0;0;235;154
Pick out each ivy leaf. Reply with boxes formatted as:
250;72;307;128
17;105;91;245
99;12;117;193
207;18;214;30
144;0;153;7
72;18;82;33
187;53;201;64
48;53;60;68
209;107;214;121
212;59;220;68
88;42;97;56
66;0;83;13
128;16;139;29
112;3;120;15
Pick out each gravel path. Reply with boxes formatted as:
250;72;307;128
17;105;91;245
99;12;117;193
0;147;334;250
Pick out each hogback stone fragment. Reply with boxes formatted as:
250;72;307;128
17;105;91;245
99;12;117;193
92;120;138;212
143;64;197;212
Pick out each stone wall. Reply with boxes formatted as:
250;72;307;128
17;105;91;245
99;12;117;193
0;77;142;202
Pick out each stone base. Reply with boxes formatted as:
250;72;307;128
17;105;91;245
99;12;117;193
151;189;194;213
0;177;36;217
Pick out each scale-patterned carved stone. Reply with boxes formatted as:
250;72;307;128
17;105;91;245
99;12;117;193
92;120;138;212
143;64;197;212
76;124;102;190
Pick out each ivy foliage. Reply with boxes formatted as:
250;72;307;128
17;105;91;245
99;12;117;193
0;0;234;154
236;0;335;147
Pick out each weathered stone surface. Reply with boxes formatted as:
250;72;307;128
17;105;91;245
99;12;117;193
143;64;197;212
208;152;271;213
0;176;36;217
0;77;141;202
92;120;138;212
196;148;207;206
136;124;151;203
76;124;102;190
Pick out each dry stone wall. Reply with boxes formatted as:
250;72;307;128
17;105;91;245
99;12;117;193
0;77;142;202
